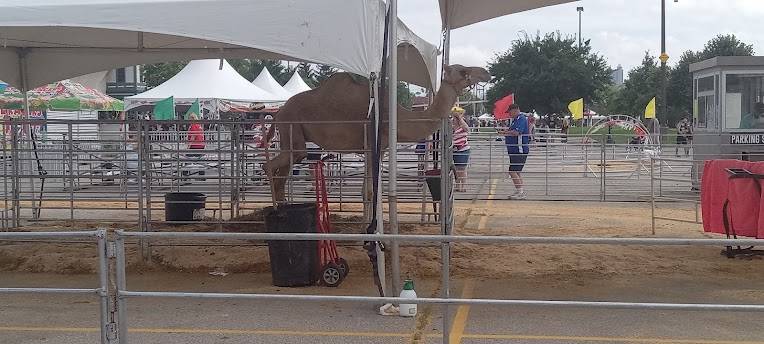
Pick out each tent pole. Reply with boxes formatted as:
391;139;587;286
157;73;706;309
18;48;38;219
440;15;453;344
374;78;387;298
387;0;401;298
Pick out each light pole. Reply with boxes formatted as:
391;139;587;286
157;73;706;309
659;0;678;123
577;6;584;51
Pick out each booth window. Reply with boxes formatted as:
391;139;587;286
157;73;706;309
725;73;764;130
695;75;715;128
116;68;126;83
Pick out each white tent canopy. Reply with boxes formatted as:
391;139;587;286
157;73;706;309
252;68;293;102
283;72;313;96
396;19;439;89
0;0;438;90
439;0;579;29
124;59;278;110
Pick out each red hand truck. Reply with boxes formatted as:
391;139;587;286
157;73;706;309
314;158;349;287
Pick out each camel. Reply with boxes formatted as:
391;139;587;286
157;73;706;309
262;64;491;202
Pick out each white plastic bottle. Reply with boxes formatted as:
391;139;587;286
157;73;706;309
399;279;418;317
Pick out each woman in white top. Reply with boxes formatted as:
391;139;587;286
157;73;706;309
451;106;470;192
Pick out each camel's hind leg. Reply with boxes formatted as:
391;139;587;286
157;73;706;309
263;124;309;203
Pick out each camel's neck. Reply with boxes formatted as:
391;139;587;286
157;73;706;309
423;83;458;120
394;82;459;143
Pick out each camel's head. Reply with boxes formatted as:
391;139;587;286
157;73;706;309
442;64;491;89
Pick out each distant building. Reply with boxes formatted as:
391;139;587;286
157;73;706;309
106;66;146;100
610;64;624;86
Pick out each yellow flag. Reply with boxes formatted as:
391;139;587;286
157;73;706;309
568;98;584;120
645;97;656;119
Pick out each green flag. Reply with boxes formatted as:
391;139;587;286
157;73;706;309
153;96;175;120
184;99;200;120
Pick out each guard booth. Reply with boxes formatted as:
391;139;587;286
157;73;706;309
690;56;764;184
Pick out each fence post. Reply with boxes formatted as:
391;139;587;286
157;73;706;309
583;137;589;177
96;230;114;344
544;138;549;196
650;157;656;235
600;134;606;201
1;124;7;230
136;120;146;247
11;121;20;228
658;156;664;197
68;124;75;220
115;235;128;344
439;118;452;344
142;120;152;261
217;123;223;226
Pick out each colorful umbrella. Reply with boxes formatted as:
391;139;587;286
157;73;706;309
0;80;124;111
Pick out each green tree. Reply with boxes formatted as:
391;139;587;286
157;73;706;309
397;82;414;109
698;34;755;59
610;52;660;117
142;61;187;88
458;91;483;117
314;64;338;85
251;60;291;84
296;62;316;87
487;32;612;115
666;50;701;124
227;59;252;80
666;34;754;125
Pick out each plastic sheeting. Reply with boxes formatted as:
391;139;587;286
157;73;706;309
252;68;293;102
439;0;578;29
0;0;438;90
124;59;278;110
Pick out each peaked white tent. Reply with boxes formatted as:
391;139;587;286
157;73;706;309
125;59;279;112
252;68;293;102
283;72;313;96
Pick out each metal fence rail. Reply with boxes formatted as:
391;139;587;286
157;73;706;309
0;230;113;344
114;229;764;344
4;120;757;230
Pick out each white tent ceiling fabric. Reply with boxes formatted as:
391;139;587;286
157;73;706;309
438;0;578;29
0;0;438;90
396;19;439;90
283;72;313;96
252;68;293;102
124;59;279;109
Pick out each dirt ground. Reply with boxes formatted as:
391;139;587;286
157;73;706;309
1;200;762;284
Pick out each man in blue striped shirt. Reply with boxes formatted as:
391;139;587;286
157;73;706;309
500;104;529;200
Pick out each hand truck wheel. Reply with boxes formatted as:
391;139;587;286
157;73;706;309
321;263;344;287
337;258;350;277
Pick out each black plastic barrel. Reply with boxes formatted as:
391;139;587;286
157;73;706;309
164;192;206;222
425;169;441;201
264;203;319;287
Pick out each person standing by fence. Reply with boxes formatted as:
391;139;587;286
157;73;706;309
500;104;529;200
675;116;692;156
451;106;470;192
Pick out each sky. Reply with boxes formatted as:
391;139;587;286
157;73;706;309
397;0;764;75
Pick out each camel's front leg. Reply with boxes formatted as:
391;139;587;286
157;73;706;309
263;152;292;203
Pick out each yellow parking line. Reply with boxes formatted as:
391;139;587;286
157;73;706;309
461;333;764;344
3;326;763;344
448;280;475;344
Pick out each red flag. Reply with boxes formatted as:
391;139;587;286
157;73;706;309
493;93;514;120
